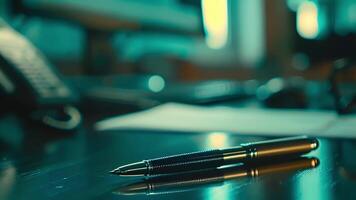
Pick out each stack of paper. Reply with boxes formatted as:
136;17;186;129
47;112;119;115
95;103;356;138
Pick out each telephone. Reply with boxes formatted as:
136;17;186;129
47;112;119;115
0;19;81;131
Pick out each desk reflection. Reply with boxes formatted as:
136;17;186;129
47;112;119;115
113;157;319;196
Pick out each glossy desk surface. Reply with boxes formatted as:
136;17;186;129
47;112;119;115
0;114;356;200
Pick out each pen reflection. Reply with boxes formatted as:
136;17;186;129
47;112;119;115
295;140;332;200
113;157;319;196
0;163;16;200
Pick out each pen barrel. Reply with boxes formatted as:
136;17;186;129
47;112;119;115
114;137;319;177
221;137;318;164
147;149;224;175
243;137;319;160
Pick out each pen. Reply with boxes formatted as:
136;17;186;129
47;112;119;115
110;136;318;176
113;157;319;195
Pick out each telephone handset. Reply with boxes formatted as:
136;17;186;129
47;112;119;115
0;19;81;130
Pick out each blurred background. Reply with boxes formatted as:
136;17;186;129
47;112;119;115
0;0;355;117
0;1;356;199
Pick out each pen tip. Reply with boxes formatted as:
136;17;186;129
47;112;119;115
110;168;121;175
113;183;148;195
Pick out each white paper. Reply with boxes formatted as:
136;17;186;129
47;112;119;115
323;116;356;138
95;103;356;138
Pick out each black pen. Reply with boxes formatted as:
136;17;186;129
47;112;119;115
113;157;319;195
110;136;319;176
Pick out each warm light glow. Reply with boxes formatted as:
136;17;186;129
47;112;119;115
148;75;165;92
202;0;228;49
206;132;229;148
297;1;319;39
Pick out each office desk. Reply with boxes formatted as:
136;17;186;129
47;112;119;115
0;114;356;200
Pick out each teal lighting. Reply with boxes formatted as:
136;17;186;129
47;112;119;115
335;0;356;35
287;0;304;12
205;185;232;200
148;75;165;93
236;0;265;65
202;0;228;49
294;140;332;200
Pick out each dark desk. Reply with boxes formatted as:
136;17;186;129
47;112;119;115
0;113;356;200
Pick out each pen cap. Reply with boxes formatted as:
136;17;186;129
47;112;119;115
243;136;319;159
